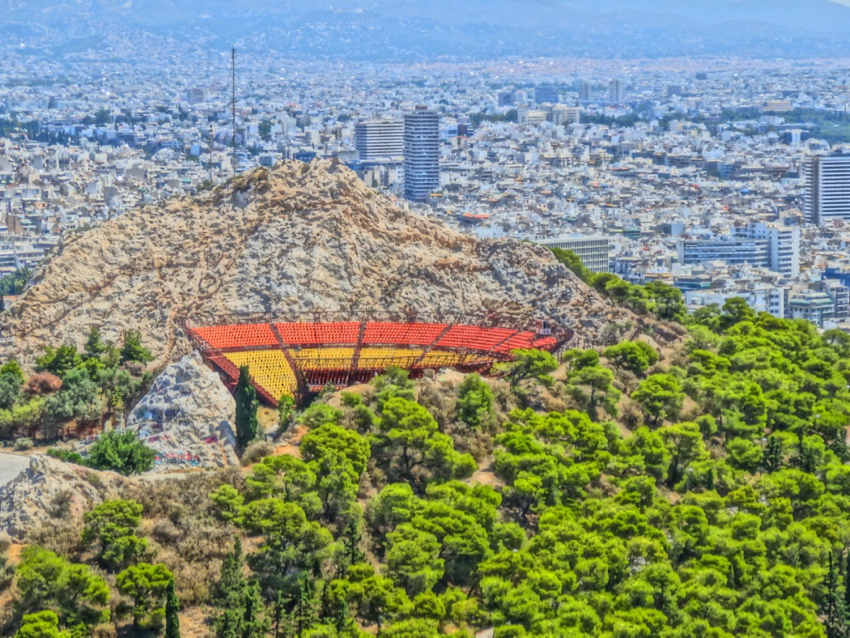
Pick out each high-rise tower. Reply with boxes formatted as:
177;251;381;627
805;155;850;226
404;106;440;202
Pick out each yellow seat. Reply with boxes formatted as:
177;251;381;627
224;350;298;399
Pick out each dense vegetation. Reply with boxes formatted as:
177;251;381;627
2;291;850;636
3;250;850;635
0;327;153;449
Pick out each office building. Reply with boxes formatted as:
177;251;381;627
517;108;549;126
763;100;793;113
404;106;440;202
733;222;801;277
498;91;515;107
609;79;624;103
355;119;404;161
578;81;592;102
185;88;206;104
678;237;769;269
551;106;581;126
534;85;560;104
679;222;800;276
804;155;850;226
535;235;610;273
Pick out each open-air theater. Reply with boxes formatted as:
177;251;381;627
185;311;573;405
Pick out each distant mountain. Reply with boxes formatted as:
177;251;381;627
4;0;850;59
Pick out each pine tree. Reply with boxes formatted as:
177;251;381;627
214;606;243;638
792;443;818;474
763;435;784;473
85;326;109;359
165;578;181;638
120;329;153;363
235;366;260;449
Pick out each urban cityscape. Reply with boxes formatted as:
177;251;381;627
6;50;850;328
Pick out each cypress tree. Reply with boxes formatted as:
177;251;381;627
278;394;295;432
845;549;850;625
763;435;784;473
293;578;316;636
273;591;291;638
342;519;365;569
215;538;247;638
216;536;245;605
241;581;269;638
165;578;181;638
824;551;846;638
235;366;260;449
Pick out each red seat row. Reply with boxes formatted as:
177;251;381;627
436;325;517;351
276;322;362;346
192;324;279;349
493;332;537;353
193;322;559;354
532;337;557;350
363;322;449;346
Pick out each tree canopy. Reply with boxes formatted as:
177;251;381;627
8;295;850;637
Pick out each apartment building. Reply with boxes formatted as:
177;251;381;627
535;235;610;273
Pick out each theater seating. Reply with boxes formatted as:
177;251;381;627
189;319;564;402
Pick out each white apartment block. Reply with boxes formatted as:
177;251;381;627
355;119;404;161
535;235;610;273
805;155;850;226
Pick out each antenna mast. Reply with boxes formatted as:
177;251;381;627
231;46;237;174
208;124;214;184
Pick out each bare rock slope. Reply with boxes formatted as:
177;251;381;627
0;455;132;541
1;160;638;364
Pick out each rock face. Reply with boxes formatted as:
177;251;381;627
0;455;130;541
118;352;238;472
1;159;638;365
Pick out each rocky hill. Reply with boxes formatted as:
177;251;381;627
0;159;639;366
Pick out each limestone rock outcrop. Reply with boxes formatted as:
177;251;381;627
0;455;130;541
119;352;238;472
